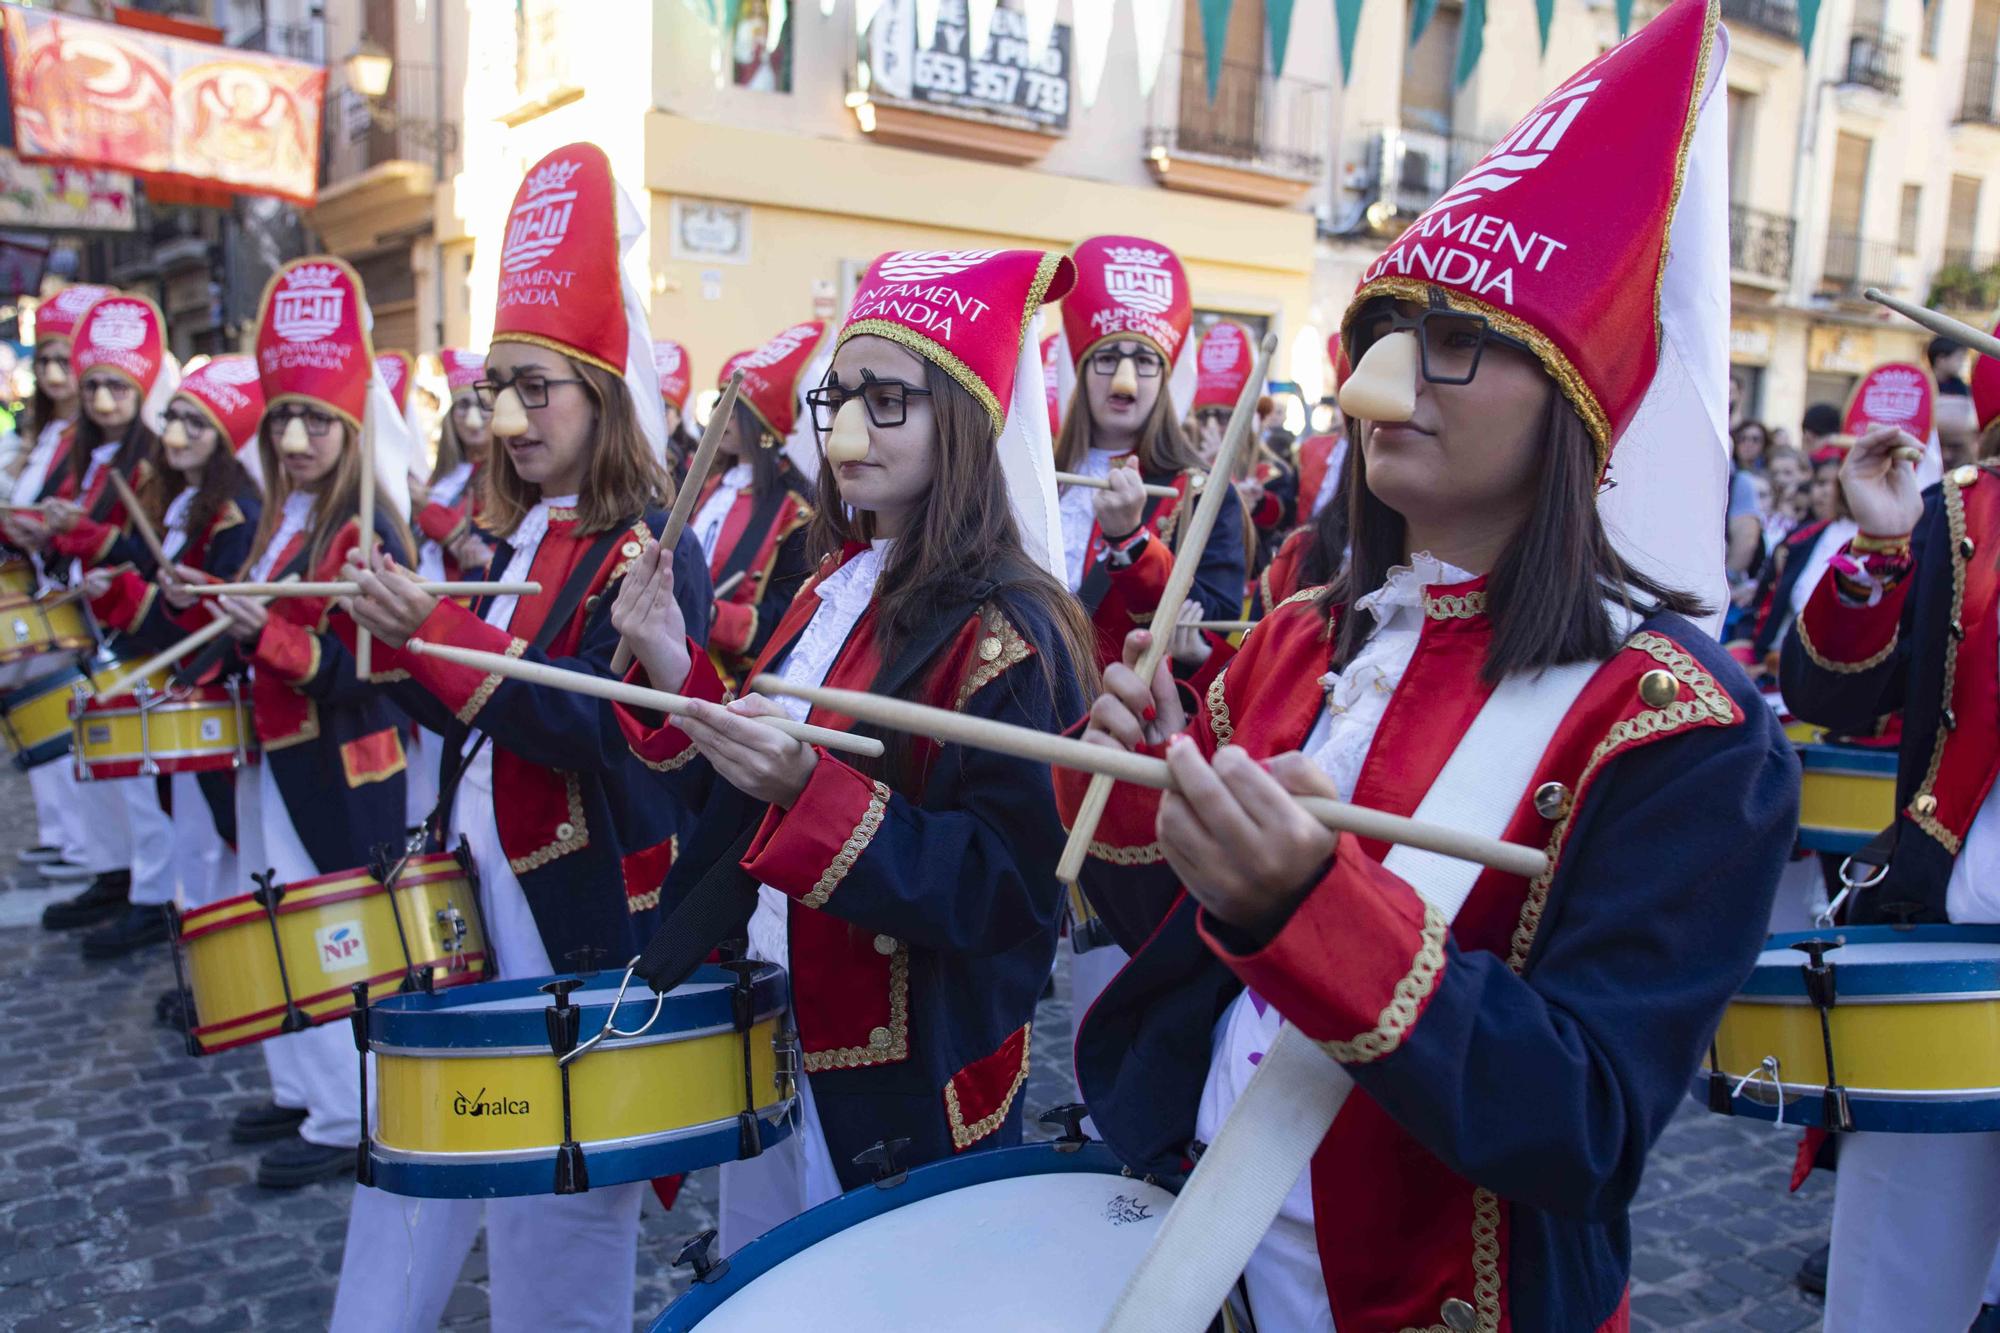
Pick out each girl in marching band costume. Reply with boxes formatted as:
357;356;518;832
210;256;418;1186
1066;7;1795;1327
686;322;820;681
1190;320;1294;578
75;356;265;954
610;246;1092;1253
655;337;697;480
413;346;494;586
1052;235;1247;671
332;143;713;1333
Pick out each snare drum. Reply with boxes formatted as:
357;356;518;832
171;850;488;1054
0;557;36;600
0;592;94;689
652;1142;1181;1331
0;655;92;768
1798;742;1899;853
72;671;255;779
1698;925;2000;1133
363;962;796;1199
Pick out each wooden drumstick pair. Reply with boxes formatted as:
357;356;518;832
87;574;302;701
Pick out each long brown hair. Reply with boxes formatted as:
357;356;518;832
142;404;253;549
807;361;1098;783
241;413;416;576
727;399;793;500
429;395;483;484
1324;393;1706;683
478;360;674;538
67;407;159;495
1054;351;1204;477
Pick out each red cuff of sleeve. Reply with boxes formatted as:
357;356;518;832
1106;530;1173;605
740;755;891;910
90;569;153;634
252;616;321;686
1795;554;1908;674
52;517;115;563
613;642;724;770
711;598;757;657
415;502;469;545
1251;493;1282;529
407;597;522;722
1053;736;1171;864
1199;834;1448;1063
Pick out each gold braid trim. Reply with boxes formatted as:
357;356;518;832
1206;667;1233;745
800;779;890;909
1424;590;1488;621
1088;838;1167;865
626;835;674;913
1795;612;1900;674
943;1024;1033;1151
953;604;1033;711
803;941;910;1071
1317;902;1447;1064
455;636;528;724
507;773;588;874
838;319;1004;431
1909;478;1968;853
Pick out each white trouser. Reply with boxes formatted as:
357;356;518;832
63;767;130;872
169;771;235;909
1825;1130;2000;1331
403;727;439;830
1989;1233;2000;1304
718;1072;841;1256
1765;856;1826;936
329;745;646;1331
27;760;65;849
119;777;177;907
1068;935;1130;1137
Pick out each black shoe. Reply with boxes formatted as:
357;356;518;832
41;871;131;930
1973;1305;2000;1333
16;844;63;866
1796;1241;1829;1296
229;1102;308;1145
256;1137;353;1189
80;905;169;959
37;859;98;883
154;986;194;1030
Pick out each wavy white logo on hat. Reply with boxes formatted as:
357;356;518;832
877;249;1003;281
1435;76;1599;208
273;264;346;343
203;357;260;386
1200;327;1245;373
86;302;150;353
377;355;407;391
1101;245;1175;316
654;343;683;377
49;285;106;319
503;158;584;274
734;324;819;371
1860;367;1926;425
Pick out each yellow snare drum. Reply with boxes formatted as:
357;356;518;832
0;655;93;769
72;672;255;779
1798;742;1898;854
0;557;36;600
0;592;93;688
364;963;797;1198
171;850;489;1054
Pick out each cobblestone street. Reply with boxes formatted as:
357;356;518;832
0;764;1830;1332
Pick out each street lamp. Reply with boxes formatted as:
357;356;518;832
342;39;394;100
340;36;459;157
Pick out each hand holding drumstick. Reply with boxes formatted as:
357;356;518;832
1839;426;1927;540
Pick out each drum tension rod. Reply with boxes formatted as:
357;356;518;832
719;960;765;1161
854;1137;913;1189
674;1230;730;1286
1705;1040;1733;1116
370;838;431;996
540;977;591;1195
250;869;310;1034
162;904;202;1058
1039;1104;1096;1152
1791;939;1855;1133
350;982;376;1188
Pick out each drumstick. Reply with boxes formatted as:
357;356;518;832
357;413;376;677
104;469;172;572
88;573;302;700
1055;472;1180;500
188;580;543;598
40;563;135;609
713;569;746;600
610;369;745;676
750;675;1550;880
1861;288;1981;463
1057;331;1278;885
1183;620;1254;633
404;636;885;759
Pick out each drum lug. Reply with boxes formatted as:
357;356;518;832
1790;939;1856;1133
539;978;592;1195
553;1142;590;1195
162;904;203;1059
1705;1071;1734;1115
718;961;768;1162
350;982;376;1188
673;1230;731;1286
1038;1103;1096;1151
854;1137;912;1189
1824;1085;1854;1134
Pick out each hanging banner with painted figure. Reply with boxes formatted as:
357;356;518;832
0;3;325;206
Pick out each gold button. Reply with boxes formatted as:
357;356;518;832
873;933;896;955
1638;669;1680;708
1952;464;1981;488
1915;794;1938;817
1440;1298;1477;1332
868;1025;891;1048
977;635;1002;662
554;821;575;840
622;540;643;559
1533;781;1571;820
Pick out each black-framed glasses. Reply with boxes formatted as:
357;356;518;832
450;393;485;417
267;405;338;438
1347;295;1531;387
160;408;216;437
807;371;932;432
80;377;136;399
32;353;69;373
472;373;586;410
1085;346;1164;378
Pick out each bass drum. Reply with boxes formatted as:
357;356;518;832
651;1143;1180;1332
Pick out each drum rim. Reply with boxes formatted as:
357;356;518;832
176;853;471;935
72;689;238;715
1741;926;2000;996
0;658;91;707
187;959;492;1049
1798;741;1899;775
651;1141;1169;1331
364;963;790;1050
369;1097;797;1165
371;1008;785;1058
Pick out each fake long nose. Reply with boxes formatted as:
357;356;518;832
1337;331;1418;423
277;416;313;456
160;417;189;450
41;361;68;393
824;398;871;467
488;387;530;439
1109;356;1140;398
90;385;118;417
460;402;488;432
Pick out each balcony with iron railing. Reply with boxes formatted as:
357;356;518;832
1932;249;2000;310
1720;0;1801;41
1364;126;1491;218
1960;56;2000;125
1843;24;1903;96
323;62;460;185
1145;52;1330;205
1729;205;1794;284
1820;233;1899;298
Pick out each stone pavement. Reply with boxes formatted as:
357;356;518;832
0;763;1832;1332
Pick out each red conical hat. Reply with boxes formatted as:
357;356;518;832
1193;320;1255;413
35;283;114;347
1344;0;1717;469
839;248;1075;432
1841;361;1935;441
376;351;413;414
1327;332;1346;388
72;294;167;395
1968;326;2000;431
254;256;374;429
440;347;485;392
175;354;265;450
654;340;691;412
492;143;624;374
723;320;828;442
1040;333;1062;434
1061;234;1192;370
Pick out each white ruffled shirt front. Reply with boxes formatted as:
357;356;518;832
1059;448;1123;593
160;487;195;561
1195;550;1475;1333
249;491;314;582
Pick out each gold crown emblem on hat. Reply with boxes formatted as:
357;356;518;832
1104;245;1169;269
284;263;342;291
524;158;585;199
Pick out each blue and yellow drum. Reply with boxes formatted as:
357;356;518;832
364;963;797;1199
1700;925;2000;1133
1798;742;1898;854
0;655;92;769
